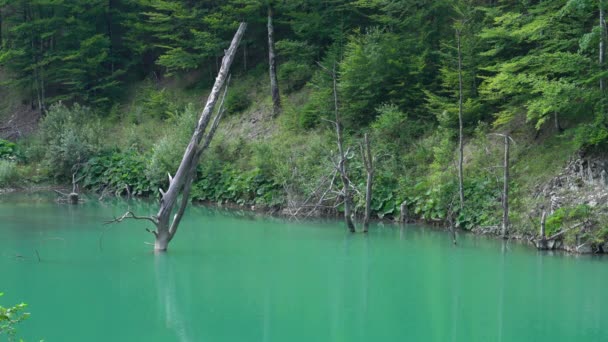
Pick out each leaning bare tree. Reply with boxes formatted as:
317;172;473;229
318;61;355;232
108;23;247;251
600;0;606;93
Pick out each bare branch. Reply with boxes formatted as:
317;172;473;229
105;211;158;226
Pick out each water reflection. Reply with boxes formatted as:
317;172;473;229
154;255;192;342
497;240;507;342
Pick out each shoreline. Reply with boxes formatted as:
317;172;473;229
2;186;604;256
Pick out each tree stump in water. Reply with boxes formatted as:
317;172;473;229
536;211;548;250
399;201;408;224
68;192;79;205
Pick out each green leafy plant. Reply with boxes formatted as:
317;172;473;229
0;140;18;161
546;204;592;237
80;150;153;196
0;160;19;187
35;103;102;180
0;293;30;342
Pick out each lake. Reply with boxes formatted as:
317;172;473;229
1;193;607;341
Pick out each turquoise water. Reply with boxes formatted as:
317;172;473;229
1;193;607;341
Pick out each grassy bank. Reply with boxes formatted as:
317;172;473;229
1;71;607;252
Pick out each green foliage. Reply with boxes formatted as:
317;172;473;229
0;140;19;161
224;90;252;115
80;150;153;196
145;104;198;187
0;160;19;187
2;0;608;239
36;103;102;179
371;104;420;148
276;40;315;92
478;0;600;133
339;28;417;127
191;166;282;207
546;204;592;236
0;0;123;108
0;293;30;341
130;83;181;122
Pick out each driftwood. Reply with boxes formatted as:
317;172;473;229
107;23;247;251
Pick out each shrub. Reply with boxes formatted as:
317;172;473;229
546;204;592;236
339;28;415;127
191;166;282;207
0;139;18;160
129;82;180;122
145;104;198;188
371;104;421;148
36;103;102;179
0;160;19;187
80;150;153;196
224;90;252;114
276;40;315;92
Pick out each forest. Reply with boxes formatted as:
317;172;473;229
0;0;607;251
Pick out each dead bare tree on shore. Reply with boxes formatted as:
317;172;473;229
317;61;355;232
360;133;374;233
456;21;466;212
490;133;515;239
267;2;281;116
106;23;247;251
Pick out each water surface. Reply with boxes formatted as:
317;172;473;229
1;193;606;341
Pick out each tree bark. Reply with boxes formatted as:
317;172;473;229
360;133;373;233
537;211;547;250
540;211;546;238
0;8;3;48
501;135;510;238
554;111;562;133
456;28;465;211
268;5;281;116
333;65;355;233
107;0;115;73
399;201;408;224
601;0;606;93
151;23;246;251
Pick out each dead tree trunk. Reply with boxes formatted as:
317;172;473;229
489;133;514;238
0;8;3;48
456;27;465;211
108;23;247;252
601;0;606;93
554;111;563;133
399;201;408;224
268;4;281;116
537;211;547;250
501;135;510;238
360;133;374;233
318;61;355;232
